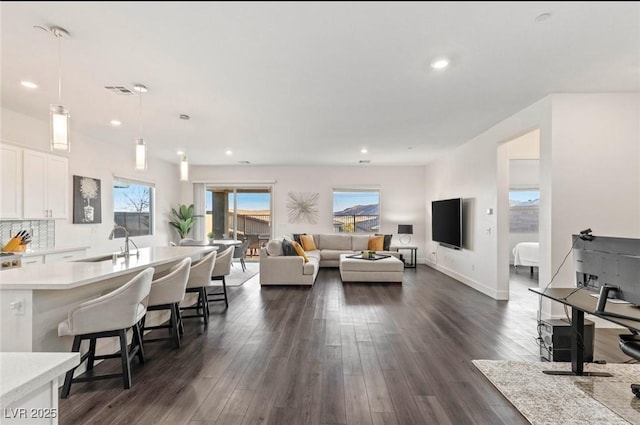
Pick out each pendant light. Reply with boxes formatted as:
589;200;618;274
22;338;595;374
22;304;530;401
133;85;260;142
179;114;190;181
49;26;71;152
133;84;148;170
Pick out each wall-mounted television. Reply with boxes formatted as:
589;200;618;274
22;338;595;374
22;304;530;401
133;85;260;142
432;197;463;250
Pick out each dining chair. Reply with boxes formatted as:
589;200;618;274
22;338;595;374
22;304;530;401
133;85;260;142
233;239;250;272
209;246;233;309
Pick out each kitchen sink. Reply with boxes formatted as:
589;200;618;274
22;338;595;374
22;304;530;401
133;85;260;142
74;251;140;263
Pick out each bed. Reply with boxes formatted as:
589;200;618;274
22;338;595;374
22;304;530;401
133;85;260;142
512;242;539;275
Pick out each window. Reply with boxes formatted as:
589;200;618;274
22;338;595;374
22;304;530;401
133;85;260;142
333;188;380;233
509;189;539;233
113;178;154;237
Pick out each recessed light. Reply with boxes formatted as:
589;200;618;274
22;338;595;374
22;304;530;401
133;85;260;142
20;80;38;89
535;13;552;22
225;150;233;156
361;148;368;154
176;150;184;156
110;119;121;126
430;58;450;70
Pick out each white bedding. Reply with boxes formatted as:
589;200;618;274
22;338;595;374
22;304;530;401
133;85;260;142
512;242;539;267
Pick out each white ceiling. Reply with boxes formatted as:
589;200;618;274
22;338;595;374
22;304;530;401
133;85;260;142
1;2;638;166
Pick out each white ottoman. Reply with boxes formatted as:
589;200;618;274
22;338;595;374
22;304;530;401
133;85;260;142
339;253;404;283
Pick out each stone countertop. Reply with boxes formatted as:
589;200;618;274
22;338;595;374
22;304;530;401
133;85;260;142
0;352;79;407
21;245;91;257
0;246;215;290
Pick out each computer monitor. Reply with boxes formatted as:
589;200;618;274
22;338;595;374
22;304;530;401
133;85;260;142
573;234;640;307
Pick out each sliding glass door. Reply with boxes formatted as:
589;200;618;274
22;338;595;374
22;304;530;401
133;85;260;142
206;186;272;255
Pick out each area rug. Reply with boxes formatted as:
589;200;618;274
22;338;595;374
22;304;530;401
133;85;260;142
472;360;640;424
211;261;259;287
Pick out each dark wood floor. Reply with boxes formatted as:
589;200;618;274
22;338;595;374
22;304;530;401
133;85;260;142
59;265;633;425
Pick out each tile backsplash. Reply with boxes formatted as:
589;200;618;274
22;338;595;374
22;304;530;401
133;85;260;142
0;220;55;250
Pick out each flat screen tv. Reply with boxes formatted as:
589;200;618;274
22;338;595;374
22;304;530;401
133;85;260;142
432;198;463;249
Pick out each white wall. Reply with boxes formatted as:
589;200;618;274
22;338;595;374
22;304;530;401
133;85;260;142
425;93;640;303
1;108;181;255
188;165;427;260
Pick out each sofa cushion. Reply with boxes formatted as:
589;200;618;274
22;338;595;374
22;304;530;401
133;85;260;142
368;236;384;250
376;234;393;251
292;241;309;263
300;234;317;251
322;249;354;261
292;233;306;244
305;250;321;261
281;238;297;256
303;257;319;275
266;239;283;256
318;234;352;251
352;235;370;251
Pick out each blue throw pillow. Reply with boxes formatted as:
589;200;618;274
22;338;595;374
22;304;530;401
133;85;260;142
281;238;297;256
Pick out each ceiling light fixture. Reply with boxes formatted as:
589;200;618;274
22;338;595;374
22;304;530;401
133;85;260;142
133;84;148;170
361;148;368;154
430;57;450;70
49;26;71;152
21;80;38;89
179;114;190;181
225;150;233;156
110;119;121;126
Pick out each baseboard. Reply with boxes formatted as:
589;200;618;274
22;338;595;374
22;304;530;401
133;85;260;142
425;260;508;300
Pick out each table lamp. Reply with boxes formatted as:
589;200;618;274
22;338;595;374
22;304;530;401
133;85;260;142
397;224;413;244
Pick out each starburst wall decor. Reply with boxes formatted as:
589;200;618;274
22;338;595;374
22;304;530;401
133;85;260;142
287;192;319;224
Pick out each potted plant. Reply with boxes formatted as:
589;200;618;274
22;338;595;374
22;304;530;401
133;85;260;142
169;204;197;239
207;232;215;243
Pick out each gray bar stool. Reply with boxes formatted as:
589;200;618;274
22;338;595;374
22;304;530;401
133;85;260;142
142;257;191;348
209;246;233;309
58;267;154;398
181;251;216;325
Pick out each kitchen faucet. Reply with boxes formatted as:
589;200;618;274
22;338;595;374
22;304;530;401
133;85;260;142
108;225;139;259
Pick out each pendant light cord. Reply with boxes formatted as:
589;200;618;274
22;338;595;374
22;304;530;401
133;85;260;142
57;32;62;104
138;90;142;139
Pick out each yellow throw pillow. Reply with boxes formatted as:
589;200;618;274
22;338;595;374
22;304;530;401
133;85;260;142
368;235;384;251
300;234;317;251
292;241;309;263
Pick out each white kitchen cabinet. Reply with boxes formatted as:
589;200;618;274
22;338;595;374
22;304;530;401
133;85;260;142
44;249;87;263
0;145;23;219
21;256;44;266
22;150;68;220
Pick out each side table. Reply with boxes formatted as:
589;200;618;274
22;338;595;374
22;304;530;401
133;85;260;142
391;245;417;268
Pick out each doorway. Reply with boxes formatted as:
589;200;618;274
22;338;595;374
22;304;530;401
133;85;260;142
206;186;272;259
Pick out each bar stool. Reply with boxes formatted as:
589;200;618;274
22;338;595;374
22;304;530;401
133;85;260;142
142;257;191;349
209;246;233;309
181;251;216;325
58;267;154;398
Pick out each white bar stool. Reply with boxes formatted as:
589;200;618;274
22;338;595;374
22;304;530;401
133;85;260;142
181;251;216;326
58;267;154;398
142;257;191;348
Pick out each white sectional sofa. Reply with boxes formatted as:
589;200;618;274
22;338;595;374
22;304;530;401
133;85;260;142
259;233;401;286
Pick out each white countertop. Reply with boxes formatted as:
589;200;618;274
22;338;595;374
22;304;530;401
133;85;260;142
0;246;215;290
0;352;80;407
21;246;90;258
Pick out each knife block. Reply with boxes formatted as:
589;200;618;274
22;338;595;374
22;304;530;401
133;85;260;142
2;237;26;252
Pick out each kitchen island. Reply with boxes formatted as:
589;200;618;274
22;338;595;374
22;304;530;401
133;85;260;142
0;246;215;353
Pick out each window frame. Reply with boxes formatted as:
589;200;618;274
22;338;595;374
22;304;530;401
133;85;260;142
113;176;155;238
508;187;539;234
332;187;381;234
